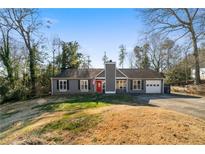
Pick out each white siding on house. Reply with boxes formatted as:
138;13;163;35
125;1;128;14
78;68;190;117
192;68;205;80
146;80;161;93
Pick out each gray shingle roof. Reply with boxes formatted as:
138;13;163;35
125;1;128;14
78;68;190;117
119;69;164;78
54;68;164;79
55;69;103;78
96;69;126;78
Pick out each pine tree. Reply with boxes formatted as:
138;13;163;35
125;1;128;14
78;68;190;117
102;51;108;65
61;41;81;69
118;45;127;68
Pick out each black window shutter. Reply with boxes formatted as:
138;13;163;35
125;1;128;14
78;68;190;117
130;80;133;90
141;80;144;90
57;80;59;90
78;80;80;90
88;80;91;90
67;80;69;90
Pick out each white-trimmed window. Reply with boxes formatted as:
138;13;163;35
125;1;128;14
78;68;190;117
59;80;67;91
133;80;141;90
80;80;88;91
116;80;127;89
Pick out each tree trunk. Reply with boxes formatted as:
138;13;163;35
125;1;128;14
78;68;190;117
0;29;14;87
167;48;170;70
22;32;36;96
52;49;55;76
190;28;201;85
3;56;14;86
29;47;36;96
6;64;14;85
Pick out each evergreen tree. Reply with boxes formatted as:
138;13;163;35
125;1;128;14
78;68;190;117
134;44;150;69
140;44;150;69
61;41;81;69
140;54;150;69
102;51;108;65
118;45;127;68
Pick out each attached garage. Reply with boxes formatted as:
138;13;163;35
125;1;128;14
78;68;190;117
146;80;161;93
51;64;165;95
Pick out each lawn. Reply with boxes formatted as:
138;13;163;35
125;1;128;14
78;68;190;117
0;94;132;144
1;94;205;144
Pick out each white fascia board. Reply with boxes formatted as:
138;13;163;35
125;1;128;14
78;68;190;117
95;77;105;79
116;77;127;79
95;69;104;78
128;78;164;80
117;69;128;78
105;91;116;94
105;62;116;64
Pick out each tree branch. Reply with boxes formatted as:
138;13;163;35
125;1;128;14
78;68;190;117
167;9;190;26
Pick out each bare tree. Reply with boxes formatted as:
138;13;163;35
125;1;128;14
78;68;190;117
127;51;136;69
137;33;182;72
87;55;91;68
142;8;205;84
161;38;175;70
0;8;42;95
145;33;165;72
52;37;61;76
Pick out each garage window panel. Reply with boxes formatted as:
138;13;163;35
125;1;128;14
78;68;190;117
132;80;142;90
146;80;161;93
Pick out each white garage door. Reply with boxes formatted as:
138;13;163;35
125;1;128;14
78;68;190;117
146;80;161;93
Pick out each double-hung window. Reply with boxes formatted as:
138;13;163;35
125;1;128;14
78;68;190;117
80;80;88;92
133;80;141;90
116;80;127;90
59;80;67;92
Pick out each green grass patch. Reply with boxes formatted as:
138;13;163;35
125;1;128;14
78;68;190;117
34;113;101;135
38;101;109;112
35;94;133;112
99;94;134;103
16;113;101;144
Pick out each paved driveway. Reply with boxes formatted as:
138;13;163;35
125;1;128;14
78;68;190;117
135;94;205;119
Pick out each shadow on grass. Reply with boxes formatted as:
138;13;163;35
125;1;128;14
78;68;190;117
1;110;20;119
0;108;80;142
33;93;159;112
0;93;161;139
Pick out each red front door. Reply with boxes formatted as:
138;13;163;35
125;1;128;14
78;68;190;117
96;80;102;93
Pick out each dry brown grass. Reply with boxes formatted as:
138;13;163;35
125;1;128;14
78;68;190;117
2;105;205;144
1;95;205;145
172;84;205;96
74;105;205;144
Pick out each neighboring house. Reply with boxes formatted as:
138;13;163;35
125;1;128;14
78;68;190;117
191;61;205;80
191;67;205;80
187;49;205;80
51;61;164;95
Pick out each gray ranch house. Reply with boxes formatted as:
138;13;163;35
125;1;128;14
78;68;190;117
51;61;164;95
